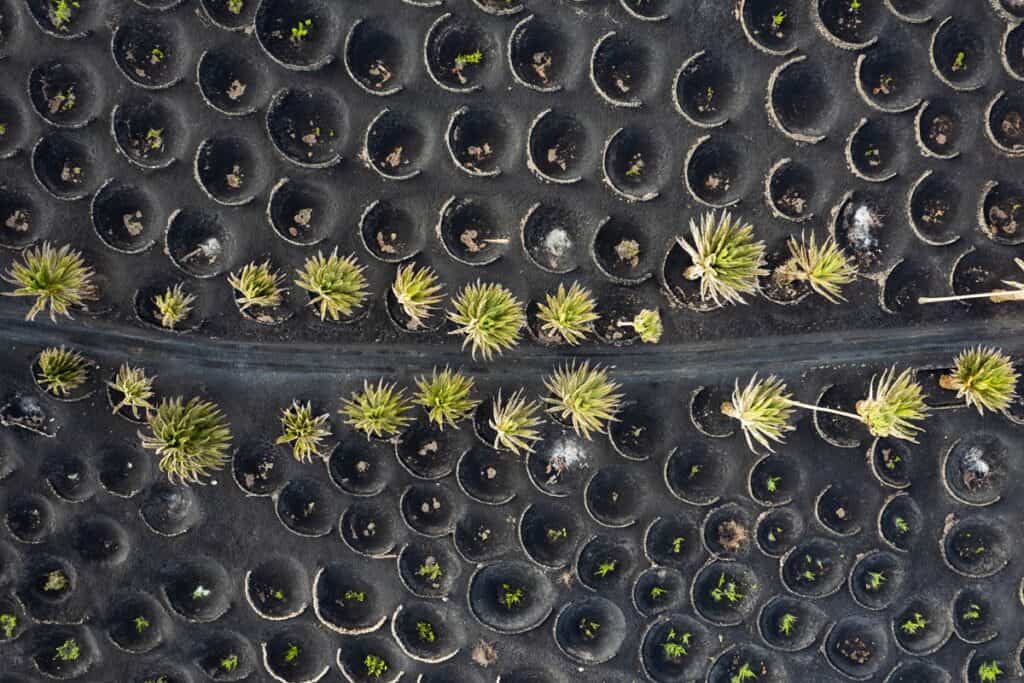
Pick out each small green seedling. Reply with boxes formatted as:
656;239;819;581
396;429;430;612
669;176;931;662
339;379;412;439
732;662;758;683
291;18;313;42
710;573;744;604
952;51;966;72
140;397;232;484
671;537;684;554
134;616;150;633
417;560;443;583
689;464;702;479
295;249;368;322
365;654;388;678
779;613;798;636
865;571;886;591
661;628;691;660
50;0;79;31
455;50;484;67
978;660;1003;681
900;612;927;635
220;654;238;672
766;475;781;493
894;516;910;534
192;585;211;600
578;618;601;640
489;389;543;454
849;0;861;10
54;638;79;661
44;570;69;592
962;603;982;621
227;0;243;14
284;644;299;662
272;589;286;601
392;263;444;330
501;583;523;609
149;47;165;64
342;590;365;604
617;308;663;343
772;10;786;28
146;128;164;151
547;527;568;542
276;401;332;463
0;613;17;639
649;586;667;600
594;561;617;578
3;241;96;322
416;621;436;643
107;364;156;418
543;361;623;440
414;367;478;430
35;346;89;397
0;123;7;136
153;283;195;330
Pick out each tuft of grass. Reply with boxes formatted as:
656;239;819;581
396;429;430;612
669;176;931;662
392;263;444;329
631;308;663;344
295;249;368;321
54;638;80;661
414;367;479;430
855;367;929;442
941;347;1019;415
140;397;232;484
489;389;543;455
776;233;858;303
153;284;195;330
676;210;767;306
721;374;796;453
107;364;155;418
340;380;412;439
35;346;89;397
276;401;332;462
3;242;96;321
227;260;286;312
448;281;525;360
543;361;623;440
536;282;599;345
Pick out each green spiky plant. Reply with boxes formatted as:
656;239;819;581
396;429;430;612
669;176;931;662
775;233;858;303
392;263;444;330
978;660;1003;682
720;374;796;453
543;362;623;440
536;281;599;345
295;249;368;321
340;380;412;439
227;260;286;312
35;346;89;397
54;638;80;661
919;257;1024;305
2;242;96;321
276;401;332;462
1;613;17;639
675;210;767;306
414;367;479;429
153;284;195;330
364;654;388;678
940;347;1019;415
488;389;543;454
448;281;525;360
852;367;929;442
107;364;155;418
618;308;663;343
140;397;232;484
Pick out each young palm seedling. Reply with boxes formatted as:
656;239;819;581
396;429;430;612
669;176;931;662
276;401;332;462
107;364;155;418
227;260;286;312
723;369;929;449
919;257;1024;305
775;233;858;303
294;249;368;321
414;367;479;429
340;380;412;439
35;346;89;397
617;308;663;344
153;284;195;330
392;263;444;330
543;362;623;440
2;242;96;321
675;210;768;306
489;389;543;454
448;281;525;360
940;347;1019;415
536;281;599;345
140;396;232;484
364;654;388;679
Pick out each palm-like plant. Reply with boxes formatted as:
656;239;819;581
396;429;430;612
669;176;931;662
489;389;544;454
227;260;286;311
448;281;524;360
919;257;1024;305
676;210;767;306
854;367;930;442
940;347;1019;415
775;233;858;303
414;367;479;429
107;364;155;418
536;282;599;345
392;263;444;329
618;308;663;344
2;242;96;321
721;375;796;453
139;397;232;484
543;362;623;440
276;401;332;462
153;284;195;329
295;249;368;321
35;346;89;397
340;380;412;439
